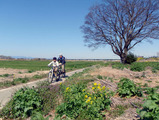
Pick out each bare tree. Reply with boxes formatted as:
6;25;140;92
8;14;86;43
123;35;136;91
81;0;159;63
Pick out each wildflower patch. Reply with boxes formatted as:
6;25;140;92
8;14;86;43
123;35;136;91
55;82;113;119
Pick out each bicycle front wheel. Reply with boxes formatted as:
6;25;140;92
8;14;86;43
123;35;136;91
48;72;53;83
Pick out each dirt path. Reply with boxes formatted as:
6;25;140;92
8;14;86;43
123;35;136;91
0;68;85;110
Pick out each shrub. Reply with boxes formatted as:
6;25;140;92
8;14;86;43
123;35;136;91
137;93;159;120
125;52;137;64
117;78;143;98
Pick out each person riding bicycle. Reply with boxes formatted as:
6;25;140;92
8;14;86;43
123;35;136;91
58;54;66;77
48;57;59;80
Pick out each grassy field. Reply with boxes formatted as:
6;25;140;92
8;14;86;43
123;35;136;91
0;60;104;72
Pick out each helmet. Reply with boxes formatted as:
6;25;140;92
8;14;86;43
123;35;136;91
59;53;62;56
53;57;57;60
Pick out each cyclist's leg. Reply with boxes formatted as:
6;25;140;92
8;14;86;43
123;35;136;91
54;67;58;80
62;64;65;77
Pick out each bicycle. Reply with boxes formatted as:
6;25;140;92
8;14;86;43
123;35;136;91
48;66;61;83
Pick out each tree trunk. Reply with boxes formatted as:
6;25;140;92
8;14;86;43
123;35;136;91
120;53;127;64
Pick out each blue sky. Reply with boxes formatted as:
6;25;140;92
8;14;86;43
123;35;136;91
0;0;159;59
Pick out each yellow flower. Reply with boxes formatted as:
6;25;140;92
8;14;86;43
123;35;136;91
86;99;90;103
97;86;101;91
94;83;97;86
92;87;95;90
94;97;96;99
98;83;101;86
85;95;88;99
82;89;85;92
66;87;70;91
88;97;91;100
90;101;93;104
102;86;106;90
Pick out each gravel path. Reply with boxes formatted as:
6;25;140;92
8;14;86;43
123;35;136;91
0;68;85;109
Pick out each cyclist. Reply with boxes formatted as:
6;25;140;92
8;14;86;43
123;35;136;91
48;57;59;80
58;54;66;77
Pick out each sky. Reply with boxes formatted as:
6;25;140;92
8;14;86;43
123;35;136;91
0;0;159;59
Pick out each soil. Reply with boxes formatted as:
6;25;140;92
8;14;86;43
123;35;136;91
91;66;159;88
0;68;48;82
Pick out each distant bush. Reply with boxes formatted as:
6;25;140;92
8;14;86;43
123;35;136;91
125;52;137;64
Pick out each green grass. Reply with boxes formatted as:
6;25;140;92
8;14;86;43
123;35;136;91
107;61;159;72
0;60;104;72
108;105;127;118
0;74;11;77
0;74;47;89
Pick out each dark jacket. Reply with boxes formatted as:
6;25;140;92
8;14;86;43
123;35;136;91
58;56;66;65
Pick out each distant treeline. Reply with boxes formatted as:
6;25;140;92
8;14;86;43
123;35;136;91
0;55;12;59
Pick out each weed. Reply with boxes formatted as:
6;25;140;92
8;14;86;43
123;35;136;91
13;77;29;84
97;75;103;79
18;72;22;74
143;87;157;95
152;68;157;73
0;74;10;77
31;112;50;120
137;93;159;120
37;83;61;115
0;88;43;119
147;80;152;83
108;105;127;118
56;82;112;120
143;83;148;87
141;72;146;78
28;70;34;73
117;78;143;98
